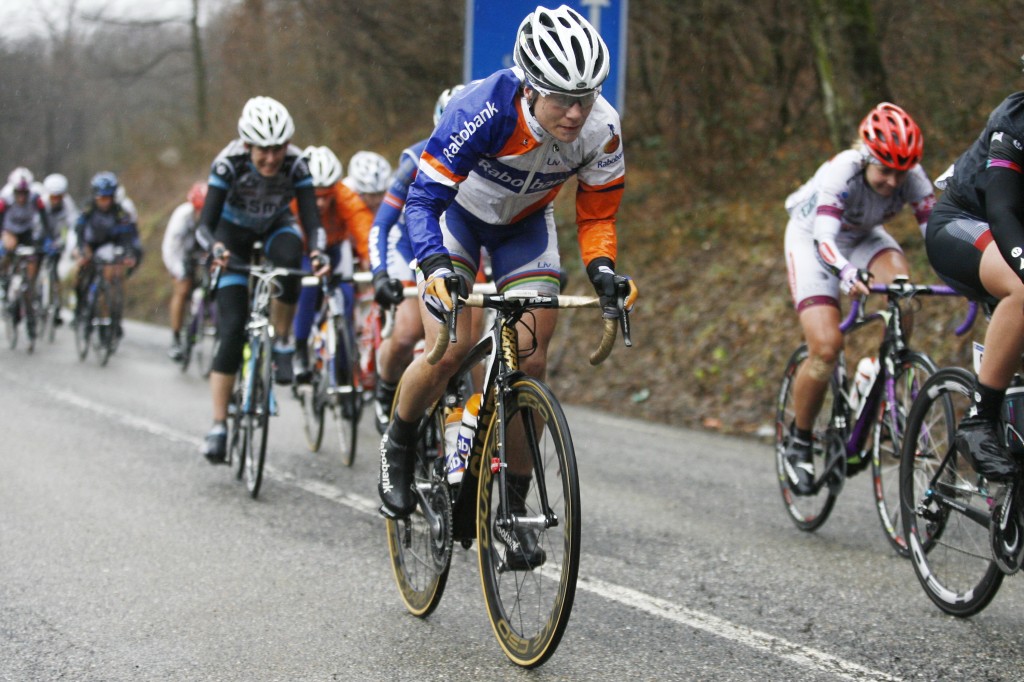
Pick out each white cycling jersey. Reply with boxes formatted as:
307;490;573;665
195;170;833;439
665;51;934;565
162;201;199;280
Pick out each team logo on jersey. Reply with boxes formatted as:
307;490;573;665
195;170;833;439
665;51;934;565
1013;247;1022;258
215;161;230;177
604;123;621;154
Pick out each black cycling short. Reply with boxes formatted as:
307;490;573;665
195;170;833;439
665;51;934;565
925;194;1000;307
210;217;304;375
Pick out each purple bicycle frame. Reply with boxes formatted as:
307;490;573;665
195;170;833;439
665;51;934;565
835;282;977;461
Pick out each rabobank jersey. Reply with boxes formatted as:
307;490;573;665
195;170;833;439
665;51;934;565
406;67;625;269
370;140;425;276
207;139;313;232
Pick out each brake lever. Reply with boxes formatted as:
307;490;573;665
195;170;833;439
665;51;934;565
617;294;632;348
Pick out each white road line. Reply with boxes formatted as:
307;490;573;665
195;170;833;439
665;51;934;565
31;378;901;682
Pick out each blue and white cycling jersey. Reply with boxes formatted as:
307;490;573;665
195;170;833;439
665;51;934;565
405;67;626;275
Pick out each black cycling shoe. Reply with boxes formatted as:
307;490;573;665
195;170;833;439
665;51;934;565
956;415;1019;482
272;346;295;385
374;381;396;435
293;344;312;384
378;433;416;518
202;426;228;465
784;434;815;496
501;524;547;570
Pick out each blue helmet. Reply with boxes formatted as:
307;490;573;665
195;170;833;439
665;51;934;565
91;171;118;197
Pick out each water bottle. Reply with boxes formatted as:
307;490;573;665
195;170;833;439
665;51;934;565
443;406;463;466
447;393;482;484
850;357;879;417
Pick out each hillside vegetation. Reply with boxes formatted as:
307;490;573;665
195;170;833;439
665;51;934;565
0;0;1014;435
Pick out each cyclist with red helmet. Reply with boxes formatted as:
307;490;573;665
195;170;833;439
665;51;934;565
162;181;208;361
926;91;1024;481
782;102;935;495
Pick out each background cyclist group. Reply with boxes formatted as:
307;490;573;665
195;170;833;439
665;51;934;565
8;4;1024;525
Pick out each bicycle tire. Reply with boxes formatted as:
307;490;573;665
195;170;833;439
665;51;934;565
298;335;326;452
228;389;245;478
74;294;92;361
244;334;273;498
385;380;452;617
35;271;50;344
871;350;937;557
179;301;195;373
899;367;1004;616
477;376;580;669
4;282;18;350
195;300;218;378
775;345;840;531
93;282;113;367
46;270;60;343
332;317;360;467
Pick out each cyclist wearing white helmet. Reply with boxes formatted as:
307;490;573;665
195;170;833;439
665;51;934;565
377;5;638;524
290;144;374;381
367;84;465;433
344;150;392;214
196;95;329;462
41;173;78;326
0;167;51;325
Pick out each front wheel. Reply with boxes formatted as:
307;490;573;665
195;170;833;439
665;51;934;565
871;350;937;557
478;377;580;669
775;345;840;531
899;367;1004;616
243;336;273;498
385;381;451;617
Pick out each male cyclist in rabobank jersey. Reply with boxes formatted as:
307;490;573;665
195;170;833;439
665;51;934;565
377;4;638;524
195;95;328;463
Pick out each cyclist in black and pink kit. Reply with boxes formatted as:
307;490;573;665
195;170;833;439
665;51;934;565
196;96;328;462
783;103;934;495
926;90;1024;481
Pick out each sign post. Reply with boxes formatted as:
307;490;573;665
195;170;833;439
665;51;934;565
463;0;628;113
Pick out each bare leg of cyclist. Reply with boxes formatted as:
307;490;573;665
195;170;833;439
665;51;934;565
505;308;557;476
978;244;1024;390
792;304;843;431
210;371;233;422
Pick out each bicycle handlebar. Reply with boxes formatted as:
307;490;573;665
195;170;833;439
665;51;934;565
840;281;976;337
424;291;624;367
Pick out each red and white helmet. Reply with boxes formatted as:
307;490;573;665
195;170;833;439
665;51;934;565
237;96;295;146
859;102;923;171
513;5;609;95
187;181;208;211
7;167;34;192
303;146;344;187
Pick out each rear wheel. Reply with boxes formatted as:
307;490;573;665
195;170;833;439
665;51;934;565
775;345;841;531
871;350;937;556
478;377;580;669
194;299;218;378
385;381;451;617
298;337;326;453
900;367;1004;616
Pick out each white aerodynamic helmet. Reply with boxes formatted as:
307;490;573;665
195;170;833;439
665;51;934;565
43;173;69;195
303;145;344;187
7;167;34;192
433;84;466;126
513;5;609;94
346;151;392;194
237;96;295;146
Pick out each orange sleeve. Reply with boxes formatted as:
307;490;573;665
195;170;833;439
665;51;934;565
576;177;624;266
334;184;374;263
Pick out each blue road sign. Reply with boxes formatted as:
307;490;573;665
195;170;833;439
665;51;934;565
463;0;628;114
